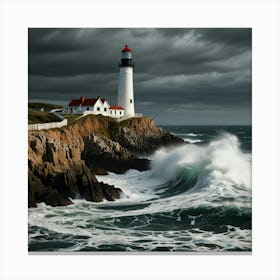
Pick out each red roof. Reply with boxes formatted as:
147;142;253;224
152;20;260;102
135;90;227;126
122;43;132;52
82;98;98;106
68;99;81;106
109;105;124;110
68;97;106;107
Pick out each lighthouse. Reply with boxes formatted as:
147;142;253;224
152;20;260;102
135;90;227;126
117;44;135;117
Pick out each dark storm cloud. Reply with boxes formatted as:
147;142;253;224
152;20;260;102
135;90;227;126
28;28;251;124
197;28;252;48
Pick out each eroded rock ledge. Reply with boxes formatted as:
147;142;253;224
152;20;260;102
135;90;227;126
28;116;183;207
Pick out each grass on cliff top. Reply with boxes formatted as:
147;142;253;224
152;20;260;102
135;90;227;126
49;114;146;138
76;115;118;138
28;102;63;111
69;114;118;125
61;114;83;126
59;114;121;136
28;109;60;124
68;114;145;128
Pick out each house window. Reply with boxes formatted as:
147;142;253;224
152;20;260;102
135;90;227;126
97;107;100;111
119;111;122;115
104;108;107;112
115;110;116;114
110;111;112;115
130;99;133;104
87;107;89;111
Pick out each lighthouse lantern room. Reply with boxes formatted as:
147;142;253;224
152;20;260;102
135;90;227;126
117;44;135;117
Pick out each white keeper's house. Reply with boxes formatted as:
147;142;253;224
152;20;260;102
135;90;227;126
67;96;125;118
66;44;141;119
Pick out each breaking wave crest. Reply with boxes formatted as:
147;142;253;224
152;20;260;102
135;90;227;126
151;133;251;196
28;133;252;252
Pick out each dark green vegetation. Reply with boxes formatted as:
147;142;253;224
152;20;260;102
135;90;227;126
28;102;63;125
28;109;60;125
60;114;82;126
28;102;63;111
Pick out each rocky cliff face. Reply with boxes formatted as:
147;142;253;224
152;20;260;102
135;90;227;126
28;116;183;208
110;117;181;154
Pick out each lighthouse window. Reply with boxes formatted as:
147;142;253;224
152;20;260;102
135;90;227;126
130;99;133;104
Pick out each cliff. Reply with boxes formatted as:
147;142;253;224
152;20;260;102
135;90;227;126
28;116;183;207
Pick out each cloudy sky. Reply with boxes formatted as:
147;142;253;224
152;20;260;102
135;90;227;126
28;28;251;125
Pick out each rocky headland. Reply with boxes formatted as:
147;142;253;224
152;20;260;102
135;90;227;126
28;115;183;207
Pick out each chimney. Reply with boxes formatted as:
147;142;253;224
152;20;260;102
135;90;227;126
81;96;85;103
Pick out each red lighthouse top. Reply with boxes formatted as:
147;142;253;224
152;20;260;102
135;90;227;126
122;44;132;52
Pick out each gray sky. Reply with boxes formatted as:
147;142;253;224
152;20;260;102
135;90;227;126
28;28;251;125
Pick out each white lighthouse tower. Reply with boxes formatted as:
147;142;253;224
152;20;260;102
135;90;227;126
117;44;135;117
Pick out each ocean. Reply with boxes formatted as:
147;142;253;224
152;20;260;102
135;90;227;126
28;125;252;252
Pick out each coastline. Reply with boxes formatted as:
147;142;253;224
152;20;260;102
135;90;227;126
28;124;252;252
28;115;183;207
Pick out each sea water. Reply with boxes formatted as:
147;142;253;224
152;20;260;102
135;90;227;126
28;125;252;252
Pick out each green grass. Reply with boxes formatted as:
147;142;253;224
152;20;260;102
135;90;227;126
60;114;83;127
67;114;117;125
28;102;63;112
30;105;145;136
28;109;60;124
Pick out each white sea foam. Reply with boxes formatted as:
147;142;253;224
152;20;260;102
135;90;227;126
183;138;202;143
93;133;251;216
151;133;251;189
171;132;204;143
28;132;252;252
185;133;203;137
97;169;162;202
29;201;252;252
172;133;203;137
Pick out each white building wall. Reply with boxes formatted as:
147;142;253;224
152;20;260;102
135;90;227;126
81;105;94;112
67;98;126;119
109;109;124;118
68;98;105;115
93;99;104;114
117;67;135;117
102;101;110;116
67;105;84;114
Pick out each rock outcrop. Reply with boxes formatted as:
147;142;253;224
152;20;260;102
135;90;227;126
110;117;182;154
28;115;183;208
